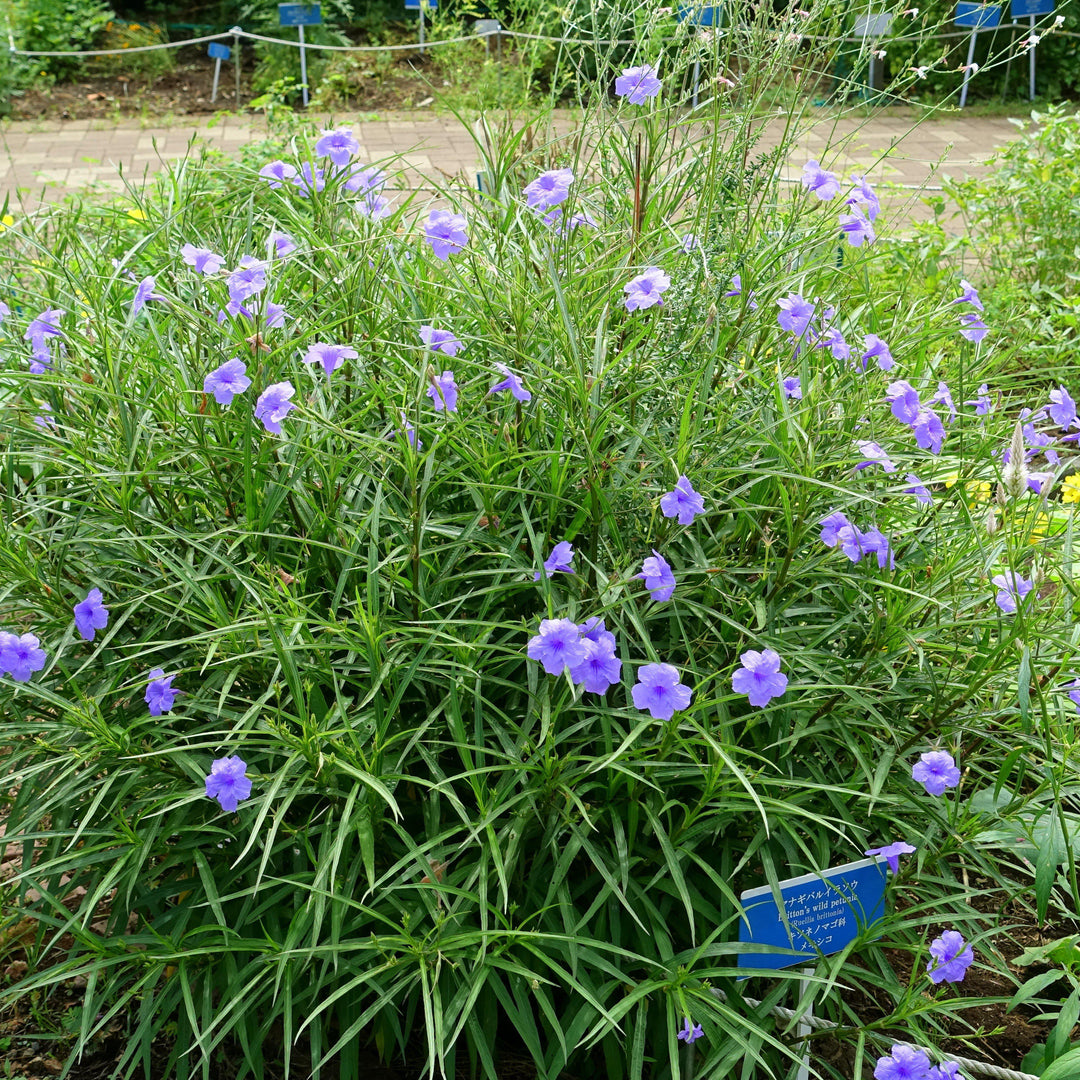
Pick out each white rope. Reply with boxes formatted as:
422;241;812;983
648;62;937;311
227;26;496;52
10;30;233;58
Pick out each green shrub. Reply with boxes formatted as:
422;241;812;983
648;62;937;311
15;0;116;81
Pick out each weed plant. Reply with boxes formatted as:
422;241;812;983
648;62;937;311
1;6;1080;1079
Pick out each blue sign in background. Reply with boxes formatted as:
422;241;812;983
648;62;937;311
404;0;438;9
278;3;323;25
208;42;231;59
677;4;722;25
1011;0;1053;15
737;857;887;972
955;1;1003;26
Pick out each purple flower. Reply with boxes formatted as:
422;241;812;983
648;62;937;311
855;441;897;473
992;571;1033;614
227;259;268;303
624;267;671;312
25;308;63;347
0;632;46;683
419;326;462;357
524;168;574;211
819;511;851;547
927;930;974;984
424;210;469;261
1067;679;1080;714
254;382;297;434
131;275;165;316
302;342;358;379
397;411;421;451
293;162;325;196
266;302;287;329
259;160;298;188
865;840;916;874
676;1018;704;1045
1028;471;1052;495
205;756;253;812
873;1045;933;1080
966;383;991;414
614;64;662;104
861;334;894;372
145;668;178;716
839;208;876;247
0;301;9;322
1047;385;1078;430
578;617;613;645
315;127;359;168
847;174;880;221
953;278;984;311
837;524;866;564
911;409;946;455
724;274;758;310
181;244;224;274
490;363;531;402
660;475;705;525
782;375;802;399
817;324;850;361
777;293;815;337
73;587;109;642
928;1065;962;1080
912;750;961;796
427;370;459;413
679;233;700;254
731;648;788;707
204;358;251;406
34;405;56;429
632;663;692;720
342;163;386;194
860;526;895;569
569;635;622;695
886;380;921;425
527;618;587;676
269;231;296;259
357;191;392;220
534;541;574;581
637;550;676;602
959;313;988;342
905;474;932;505
930;382;957;423
801;160;841;200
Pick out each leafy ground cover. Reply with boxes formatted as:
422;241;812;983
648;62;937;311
2;11;1080;1080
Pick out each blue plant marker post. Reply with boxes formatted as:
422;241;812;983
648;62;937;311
955;4;1001;108
405;0;438;56
1011;0;1054;100
208;42;231;104
738;857;888;1080
676;4;722;109
278;3;323;107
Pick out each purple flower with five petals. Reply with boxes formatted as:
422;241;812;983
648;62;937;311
912;750;961;796
74;588;109;642
424;210;469;261
637;550;676;602
632;663;692;720
865;841;916;874
731;649;788;707
419;326;462;357
927;930;974;984
614;64;662;104
660;475;705;524
205;756;253;812
534;541;574;581
527;618;586;676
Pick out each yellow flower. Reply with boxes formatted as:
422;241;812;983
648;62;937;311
942;470;959;489
1028;511;1051;541
965;480;991;504
1063;473;1080;504
127;208;147;221
0;214;15;230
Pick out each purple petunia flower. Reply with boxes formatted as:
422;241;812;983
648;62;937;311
25;308;64;347
632;663;692;720
928;1064;962;1080
912;750;961;796
959;313;988;342
0;632;46;683
802;160;841;200
966;383;992;414
676;1018;704;1045
905;473;932;505
419;326;462;357
1067;679;1080;715
259;160;298;188
839;208;876;247
724;274;758;310
873;1044;933;1080
865;840;916;874
181;244;224;274
427;370;459;413
777;293;815;338
490;363;531;402
424;209;469;261
342;163;386;194
73;587;109;642
624;267;671;312
911;409;946;455
315;127;359;168
534;541;574;581
861;334;894;372
569;635;622;695
860;526;895;569
992;571;1033;614
227;259;268;303
637;550;676;602
302;342;359;379
269;230;296;259
1047;385;1078;430
930;382;957;423
527;618;587;676
523;168;574;212
131;275;165;316
953;278;984;311
731;649;788;707
837;523;866;564
855;441;897;473
205;756;253;812
817;324;850;362
847;174;881;221
820;511;851;548
578;617;613;646
927;930;974;984
293;162;326;196
660;475;705;525
203;358;251;406
145;668;178;715
356;190;392;220
614;64;662;104
679;232;700;254
265;302;287;329
887;380;921;425
254;382;297;434
397;411;421;451
782;375;802;399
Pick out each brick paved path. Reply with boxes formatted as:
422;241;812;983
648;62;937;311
0;109;1021;219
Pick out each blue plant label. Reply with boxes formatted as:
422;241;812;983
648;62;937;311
677;4;722;25
278;3;323;25
208;42;231;59
1011;0;1053;14
405;0;438;9
955;2;1003;26
737;857;887;973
